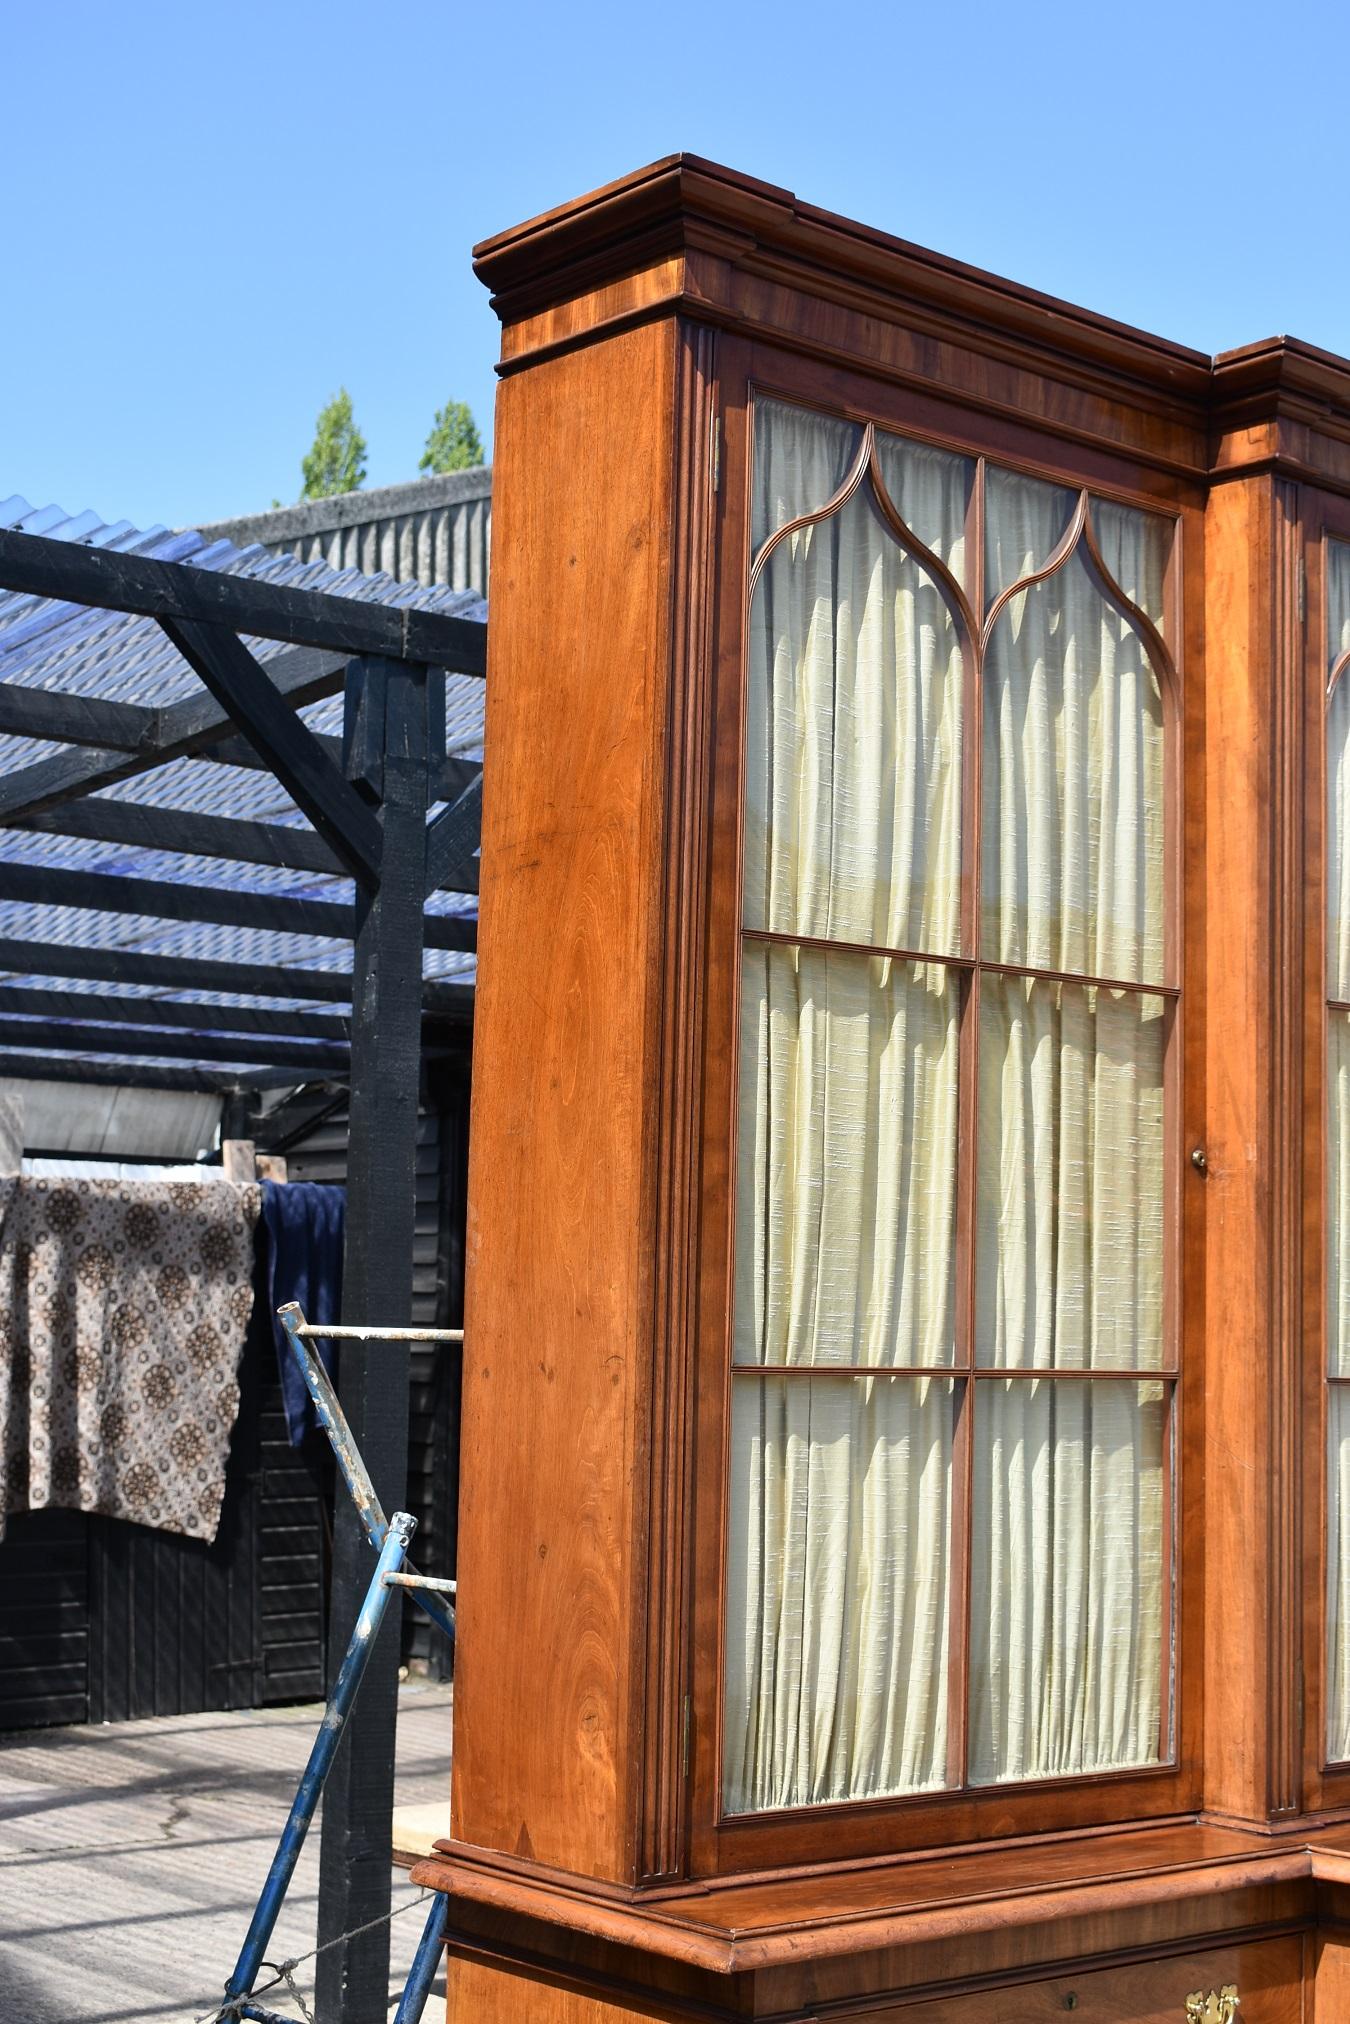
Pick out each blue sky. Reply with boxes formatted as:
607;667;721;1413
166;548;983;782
5;0;1346;532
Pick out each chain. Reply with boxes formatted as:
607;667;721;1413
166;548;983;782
198;1889;432;2024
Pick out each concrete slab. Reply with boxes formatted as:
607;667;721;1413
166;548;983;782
0;1682;452;2023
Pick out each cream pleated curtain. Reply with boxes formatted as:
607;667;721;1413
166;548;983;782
972;475;1166;1784
729;410;970;1812
1325;539;1350;1759
724;400;1170;1814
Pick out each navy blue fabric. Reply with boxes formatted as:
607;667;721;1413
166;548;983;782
260;1180;345;1445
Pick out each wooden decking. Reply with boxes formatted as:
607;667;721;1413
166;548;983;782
0;1682;452;2023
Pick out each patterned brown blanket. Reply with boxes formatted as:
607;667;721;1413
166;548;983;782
0;1177;260;1542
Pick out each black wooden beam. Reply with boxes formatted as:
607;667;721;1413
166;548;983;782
0;642;348;822
159;618;384;888
0;984;351;1042
0;677;339;779
0;937;355;1003
14;798;347;878
0;677;483;807
0;681;158;749
424;771;482;896
10;779;479;895
0;936;471;1012
0;1049;314;1094
0;859;348;941
0;1016;350;1073
0;525;487;670
0;859;478;954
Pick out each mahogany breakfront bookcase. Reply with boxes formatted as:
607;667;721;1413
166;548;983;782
412;158;1350;2021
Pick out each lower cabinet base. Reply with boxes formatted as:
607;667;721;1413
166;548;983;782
886;1934;1302;2023
445;1931;1312;2023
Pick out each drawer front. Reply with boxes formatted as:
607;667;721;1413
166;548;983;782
885;1933;1304;2023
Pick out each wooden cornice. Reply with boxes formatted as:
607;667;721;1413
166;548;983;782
1210;335;1350;490
474;156;1210;402
476;158;1350;495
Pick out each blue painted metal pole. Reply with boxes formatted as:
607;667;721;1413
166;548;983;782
278;1302;389;1550
221;1512;417;2007
391;1893;448;2024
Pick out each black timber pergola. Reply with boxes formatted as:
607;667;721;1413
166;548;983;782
0;523;486;2022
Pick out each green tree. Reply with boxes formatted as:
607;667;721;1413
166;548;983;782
420;399;484;474
301;388;367;500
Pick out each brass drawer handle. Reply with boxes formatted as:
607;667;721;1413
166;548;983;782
1185;1990;1239;2024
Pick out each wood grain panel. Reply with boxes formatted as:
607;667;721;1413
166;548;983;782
881;1934;1302;2023
446;1953;728;2024
450;318;678;1883
1313;1928;1350;2018
1202;473;1279;1825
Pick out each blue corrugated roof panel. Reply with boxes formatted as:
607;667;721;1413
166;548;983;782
0;497;486;1074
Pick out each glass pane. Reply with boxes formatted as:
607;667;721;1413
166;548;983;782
1330;1014;1350;1378
1329;539;1350;681
874;431;974;592
736;945;958;1369
969;1377;1166;1784
745;486;964;954
1330;677;1350;1001
752;396;864;557
724;1373;955;1813
1329;1387;1350;1759
982;545;1165;983
1091;498;1172;630
976;978;1165;1370
985;465;1079;611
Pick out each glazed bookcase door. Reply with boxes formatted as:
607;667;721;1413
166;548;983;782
1304;495;1350;1818
690;343;1205;1875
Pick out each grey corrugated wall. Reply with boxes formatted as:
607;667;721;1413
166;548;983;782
194;468;492;597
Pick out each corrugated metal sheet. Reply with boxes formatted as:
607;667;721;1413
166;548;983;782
0;496;487;1069
195;468;493;597
14;1082;222;1158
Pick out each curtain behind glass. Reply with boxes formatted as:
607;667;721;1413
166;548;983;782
973;473;1166;1783
725;1375;954;1812
1329;538;1350;1759
744;489;964;956
982;509;1165;984
728;400;1170;1811
984;467;1078;607
976;980;1164;1373
751;397;863;555
971;981;1165;1782
969;1379;1164;1783
1329;1014;1350;1755
736;948;958;1372
1330;1381;1350;1760
1328;543;1350;1001
727;405;967;1812
1330;539;1350;677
